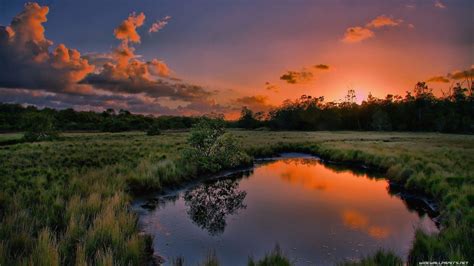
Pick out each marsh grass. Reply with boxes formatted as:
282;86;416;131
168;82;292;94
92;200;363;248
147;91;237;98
0;131;472;264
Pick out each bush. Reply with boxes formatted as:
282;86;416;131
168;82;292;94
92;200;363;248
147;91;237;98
146;124;161;136
21;112;59;142
182;118;251;173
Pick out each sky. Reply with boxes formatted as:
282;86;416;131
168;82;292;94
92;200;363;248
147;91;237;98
0;0;473;118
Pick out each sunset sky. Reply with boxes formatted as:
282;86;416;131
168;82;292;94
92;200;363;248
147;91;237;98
0;0;472;118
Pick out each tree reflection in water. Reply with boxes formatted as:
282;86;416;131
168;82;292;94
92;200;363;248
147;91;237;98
184;179;247;236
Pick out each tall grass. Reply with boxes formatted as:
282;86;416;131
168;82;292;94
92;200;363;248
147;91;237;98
0;131;472;264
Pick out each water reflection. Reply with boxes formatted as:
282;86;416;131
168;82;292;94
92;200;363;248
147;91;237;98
341;209;391;239
137;155;438;265
184;179;247;235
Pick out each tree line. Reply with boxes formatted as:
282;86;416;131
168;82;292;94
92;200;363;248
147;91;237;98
0;81;472;137
0;104;202;133
236;82;473;133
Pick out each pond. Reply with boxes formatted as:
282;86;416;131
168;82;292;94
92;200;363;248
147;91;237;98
134;154;438;265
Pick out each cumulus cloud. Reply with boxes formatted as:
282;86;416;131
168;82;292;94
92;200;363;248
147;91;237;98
82;10;214;102
149;16;171;34
434;1;446;9
0;3;219;116
342;15;403;43
114;12;146;43
366;15;402;28
82;52;114;67
342;26;375;43
427;76;450;83
0;2;94;94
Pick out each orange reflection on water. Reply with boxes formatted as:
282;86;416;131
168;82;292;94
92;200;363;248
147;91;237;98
342;209;391;239
368;226;391;239
342;210;369;229
264;159;390;203
261;158;395;240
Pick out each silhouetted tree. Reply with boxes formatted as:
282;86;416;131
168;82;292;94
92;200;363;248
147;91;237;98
237;107;263;129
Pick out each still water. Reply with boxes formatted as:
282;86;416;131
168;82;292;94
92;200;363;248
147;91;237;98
134;154;437;265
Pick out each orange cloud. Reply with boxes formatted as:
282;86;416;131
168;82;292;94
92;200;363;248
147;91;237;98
427;75;450;83
366;15;402;28
149;16;171;34
343;15;403;43
0;3;94;93
147;59;171;77
114;12;146;43
424;66;473;87
83;12;214;102
342;26;375;43
51;44;94;81
0;2;221;116
7;2;49;45
233;95;274;111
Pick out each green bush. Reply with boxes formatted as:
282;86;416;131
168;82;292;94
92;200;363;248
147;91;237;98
21;113;59;142
183;118;251;173
146;124;161;136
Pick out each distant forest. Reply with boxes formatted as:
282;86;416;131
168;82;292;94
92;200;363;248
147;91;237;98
1;82;473;133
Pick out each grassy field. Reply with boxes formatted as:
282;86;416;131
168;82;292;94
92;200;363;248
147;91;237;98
0;130;473;265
